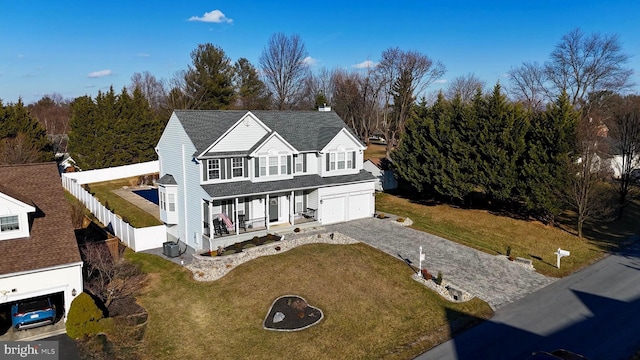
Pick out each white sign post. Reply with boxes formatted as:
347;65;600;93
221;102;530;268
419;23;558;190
419;246;425;272
555;248;570;269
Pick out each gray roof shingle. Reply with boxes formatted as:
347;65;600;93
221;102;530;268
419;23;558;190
201;170;376;199
174;110;364;156
158;174;177;185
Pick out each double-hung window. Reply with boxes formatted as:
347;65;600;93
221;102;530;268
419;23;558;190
0;215;19;232
259;157;267;176
295;155;304;173
232;157;243;178
329;153;336;170
269;156;278;175
347;151;353;169
168;194;176;212
337;152;346;169
208;159;220;180
280;156;287;174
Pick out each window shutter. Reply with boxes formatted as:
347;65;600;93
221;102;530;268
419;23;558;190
326;154;330;171
303;154;307;172
287;156;292;175
227;159;232;179
220;159;226;179
352;151;356;169
203;162;207;181
254;158;259;178
244;158;249;178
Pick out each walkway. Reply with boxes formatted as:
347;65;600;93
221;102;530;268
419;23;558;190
327;218;555;310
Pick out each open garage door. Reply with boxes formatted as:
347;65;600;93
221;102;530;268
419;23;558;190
320;196;345;224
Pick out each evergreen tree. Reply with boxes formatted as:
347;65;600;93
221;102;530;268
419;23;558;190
233;58;270;110
520;92;578;221
0;98;52;164
184;43;235;109
473;84;528;205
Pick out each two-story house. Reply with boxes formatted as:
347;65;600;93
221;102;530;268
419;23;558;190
156;110;377;251
0;162;83;326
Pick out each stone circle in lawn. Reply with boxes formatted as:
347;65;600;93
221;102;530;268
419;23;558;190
263;295;323;331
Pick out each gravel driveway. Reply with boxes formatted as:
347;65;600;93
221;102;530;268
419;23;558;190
326;218;555;310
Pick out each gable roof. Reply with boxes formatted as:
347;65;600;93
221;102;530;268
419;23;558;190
0;162;82;275
173;110;365;156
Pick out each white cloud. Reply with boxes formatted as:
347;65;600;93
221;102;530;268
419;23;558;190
353;60;377;69
88;69;112;78
188;10;232;23
434;79;447;84
302;56;317;66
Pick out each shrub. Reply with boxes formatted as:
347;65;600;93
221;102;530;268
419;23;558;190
506;245;512;257
252;236;261;245
294;227;301;233
435;272;443;285
377;213;386;219
397;217;405;223
66;292;107;339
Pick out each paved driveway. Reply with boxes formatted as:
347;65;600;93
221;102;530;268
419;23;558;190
327;218;555;310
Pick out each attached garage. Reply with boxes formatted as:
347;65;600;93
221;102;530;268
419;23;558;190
319;183;375;225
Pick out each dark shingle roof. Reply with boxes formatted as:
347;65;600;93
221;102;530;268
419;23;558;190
201;170;376;199
0;162;82;275
173;110;364;156
158;174;177;185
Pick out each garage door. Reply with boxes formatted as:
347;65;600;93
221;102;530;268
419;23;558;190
348;193;371;220
321;196;345;224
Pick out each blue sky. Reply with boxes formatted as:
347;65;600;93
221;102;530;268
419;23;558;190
2;0;639;105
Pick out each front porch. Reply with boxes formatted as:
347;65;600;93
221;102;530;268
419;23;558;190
202;189;319;249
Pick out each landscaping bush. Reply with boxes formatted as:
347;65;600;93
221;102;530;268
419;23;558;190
66;292;109;339
421;268;432;280
252;236;261;246
397;217;405;223
435;272;443;286
294;227;301;233
506;245;512;257
377;213;386;219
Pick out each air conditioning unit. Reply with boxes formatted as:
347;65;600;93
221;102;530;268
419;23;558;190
163;241;179;258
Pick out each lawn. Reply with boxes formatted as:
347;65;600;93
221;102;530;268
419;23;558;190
127;243;493;360
375;192;640;277
86;178;162;228
364;143;387;160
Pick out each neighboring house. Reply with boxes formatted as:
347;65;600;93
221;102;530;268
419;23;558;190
363;158;397;192
156;110;377;251
0;162;83;324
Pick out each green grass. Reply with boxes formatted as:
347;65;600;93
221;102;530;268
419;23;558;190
375;193;640;277
126;243;493;360
87;178;162;228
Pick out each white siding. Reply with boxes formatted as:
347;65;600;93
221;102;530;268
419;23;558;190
305;153;319;175
157;114;211;250
322;129;363;153
254;134;294;155
0;263;83;322
209;115;269;152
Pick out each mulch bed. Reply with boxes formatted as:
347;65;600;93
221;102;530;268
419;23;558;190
200;234;282;256
263;295;323;331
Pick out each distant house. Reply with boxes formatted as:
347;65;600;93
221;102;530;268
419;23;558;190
0;162;83;324
364;158;397;192
155;110;377;252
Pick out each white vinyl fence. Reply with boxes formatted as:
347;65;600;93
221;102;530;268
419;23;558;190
62;161;166;252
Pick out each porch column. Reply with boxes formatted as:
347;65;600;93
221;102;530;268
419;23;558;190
290;190;295;225
208;201;214;239
234;197;239;234
265;194;270;230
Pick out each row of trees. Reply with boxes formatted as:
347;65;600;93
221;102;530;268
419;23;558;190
393;87;576;218
68;87;164;170
0;99;52;164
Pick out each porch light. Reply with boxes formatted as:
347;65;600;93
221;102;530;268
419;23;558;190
72;288;77;296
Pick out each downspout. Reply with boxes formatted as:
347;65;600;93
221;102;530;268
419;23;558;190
182;144;189;248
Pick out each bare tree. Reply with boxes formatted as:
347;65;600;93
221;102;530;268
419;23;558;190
508;62;548;111
259;33;309;110
81;242;144;309
444;73;486;103
376;47;446;157
605;94;640;214
129;71;167;112
546;28;633;108
568;115;615;238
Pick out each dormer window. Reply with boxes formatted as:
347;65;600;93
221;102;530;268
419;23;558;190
232;158;244;177
0;215;19;232
326;151;356;172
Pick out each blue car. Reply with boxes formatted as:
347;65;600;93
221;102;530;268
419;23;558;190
11;297;56;330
